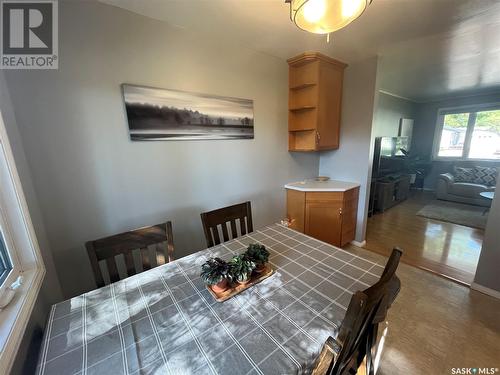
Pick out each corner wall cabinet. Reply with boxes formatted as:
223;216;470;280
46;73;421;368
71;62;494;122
285;185;359;247
287;52;347;152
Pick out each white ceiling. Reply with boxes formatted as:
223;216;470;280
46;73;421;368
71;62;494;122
378;1;500;102
100;0;500;102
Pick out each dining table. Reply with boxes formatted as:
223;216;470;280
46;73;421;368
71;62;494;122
36;223;385;375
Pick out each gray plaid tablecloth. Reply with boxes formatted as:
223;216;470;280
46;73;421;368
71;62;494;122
36;224;385;375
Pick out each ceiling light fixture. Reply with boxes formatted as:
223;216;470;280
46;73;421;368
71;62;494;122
285;0;372;35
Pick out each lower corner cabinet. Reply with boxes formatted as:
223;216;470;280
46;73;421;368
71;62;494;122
286;187;359;247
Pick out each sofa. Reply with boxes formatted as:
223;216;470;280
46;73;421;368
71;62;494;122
436;167;496;207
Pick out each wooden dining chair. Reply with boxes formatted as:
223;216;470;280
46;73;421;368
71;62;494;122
86;221;175;288
312;248;403;375
362;248;402;375
200;201;253;247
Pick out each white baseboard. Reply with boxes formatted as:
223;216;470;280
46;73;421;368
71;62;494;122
470;282;500;299
351;240;366;247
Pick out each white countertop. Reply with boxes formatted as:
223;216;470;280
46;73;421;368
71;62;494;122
285;180;360;192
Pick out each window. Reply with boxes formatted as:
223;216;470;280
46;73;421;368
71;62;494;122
0;232;12;287
435;107;500;160
0;109;45;374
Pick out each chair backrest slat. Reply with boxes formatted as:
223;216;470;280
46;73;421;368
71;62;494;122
211;227;221;246
165;221;174;263
230;219;238;238
86;221;175;288
246;209;253;235
86;242;104;287
124;251;136;277
240;218;247;236
106;257;120;284
221;222;230;242
141;247;151;271
200;201;253;247
156;243;166;266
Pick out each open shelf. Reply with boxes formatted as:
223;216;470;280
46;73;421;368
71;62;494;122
289;126;315;132
288;129;317;152
290;83;317;90
289;105;317;132
289;106;316;112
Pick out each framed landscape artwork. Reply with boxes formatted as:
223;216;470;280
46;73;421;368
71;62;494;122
122;84;254;141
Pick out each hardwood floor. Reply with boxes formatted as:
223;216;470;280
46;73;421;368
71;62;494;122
358;191;484;285
345;245;500;375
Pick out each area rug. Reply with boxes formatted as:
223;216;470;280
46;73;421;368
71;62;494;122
416;200;488;229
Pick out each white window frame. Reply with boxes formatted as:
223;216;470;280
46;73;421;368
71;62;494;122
0;207;21;291
0;110;45;374
0;229;15;287
432;102;500;162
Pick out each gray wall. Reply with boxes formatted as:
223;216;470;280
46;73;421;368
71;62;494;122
412;92;500;189
319;57;379;242
4;0;319;299
0;73;63;374
474;176;500;292
372;92;416;138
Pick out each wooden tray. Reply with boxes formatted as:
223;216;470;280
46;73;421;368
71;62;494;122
206;265;274;302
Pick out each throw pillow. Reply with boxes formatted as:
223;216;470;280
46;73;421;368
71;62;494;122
473;166;498;187
453;166;475;183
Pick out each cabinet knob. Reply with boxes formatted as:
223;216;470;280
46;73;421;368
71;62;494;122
316;131;321;144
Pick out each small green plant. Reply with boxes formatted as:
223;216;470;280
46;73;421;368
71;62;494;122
229;254;256;282
245;244;270;266
200;257;230;286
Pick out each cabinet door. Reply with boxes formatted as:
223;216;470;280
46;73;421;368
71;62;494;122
340;187;359;246
317;60;344;150
286;189;305;232
305;200;342;246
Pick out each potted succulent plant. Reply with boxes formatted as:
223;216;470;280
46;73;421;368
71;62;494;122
229;254;256;285
245;244;270;273
200;257;231;293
